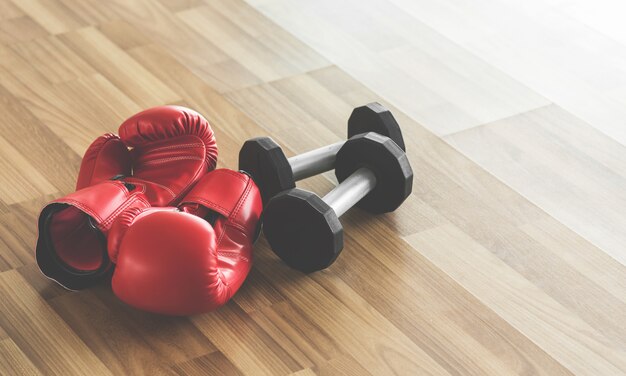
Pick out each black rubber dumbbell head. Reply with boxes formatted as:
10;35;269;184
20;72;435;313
335;132;413;214
263;189;343;273
238;137;295;204
240;103;405;205
348;102;406;151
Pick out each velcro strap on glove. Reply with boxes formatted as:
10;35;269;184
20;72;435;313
180;169;261;236
54;181;150;232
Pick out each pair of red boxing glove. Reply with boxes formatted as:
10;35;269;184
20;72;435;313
35;106;263;315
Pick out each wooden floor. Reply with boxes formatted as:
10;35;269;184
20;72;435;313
0;0;624;374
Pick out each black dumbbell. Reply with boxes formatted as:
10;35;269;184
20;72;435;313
239;103;406;204
262;132;413;272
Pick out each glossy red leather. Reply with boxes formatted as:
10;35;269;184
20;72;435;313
119;106;218;206
52;181;150;234
120;105;218;167
110;169;263;315
107;206;178;263
36;106;218;290
119;106;217;206
49;206;103;271
75;134;131;191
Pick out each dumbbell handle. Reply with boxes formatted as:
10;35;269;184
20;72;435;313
323;167;377;217
287;141;344;181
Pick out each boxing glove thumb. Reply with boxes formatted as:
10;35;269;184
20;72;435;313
110;210;223;315
110;169;262;315
75;134;131;191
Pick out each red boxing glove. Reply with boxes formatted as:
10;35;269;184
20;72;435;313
36;106;218;290
108;169;262;315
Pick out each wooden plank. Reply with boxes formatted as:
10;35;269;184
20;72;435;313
0;79;81;193
171;351;244;376
97;20;152;51
0;0;23;20
0;16;48;45
17;263;69;301
0;338;43;376
405;224;626;375
321;216;573;375
191;303;301;375
9;36;96;84
446;104;626;265
0;211;38;271
10;0;86;34
91;286;220;365
289;369;317;376
0;133;56;204
157;0;204;12
0;270;111;375
251;241;451;375
177;1;329;88
59;27;179;109
248;301;342;369
0;194;62;276
232;268;286;313
126;43;276;168
316;355;371;376
246;0;549;135
385;0;626;144
225;83;322;136
189;61;264;95
48;286;217;374
519;218;626;303
0;42;141;156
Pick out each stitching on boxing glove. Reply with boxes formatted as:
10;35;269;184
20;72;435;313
217;168;248;182
124;178;176;204
181;197;231;217
172;146;212;204
230;175;253;225
217;250;250;263
54;181;129;224
139;156;205;166
224;221;248;235
142;142;205;153
101;194;150;229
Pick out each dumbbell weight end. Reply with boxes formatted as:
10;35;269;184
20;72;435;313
263;189;344;273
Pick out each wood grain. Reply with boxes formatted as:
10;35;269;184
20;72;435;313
446;104;626;265
0;0;623;374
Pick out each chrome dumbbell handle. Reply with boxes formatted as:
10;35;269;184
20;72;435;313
287;141;344;181
323;167;377;217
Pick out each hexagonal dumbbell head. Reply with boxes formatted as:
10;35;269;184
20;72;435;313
335;132;413;214
263;189;343;273
348;102;406;151
238;137;295;204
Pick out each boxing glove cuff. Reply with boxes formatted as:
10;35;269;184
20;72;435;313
36;180;150;290
181;169;262;238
